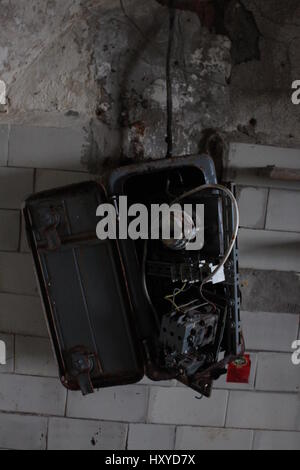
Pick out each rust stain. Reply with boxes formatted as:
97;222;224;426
131;120;146;137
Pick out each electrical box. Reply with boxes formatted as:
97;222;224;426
23;155;243;397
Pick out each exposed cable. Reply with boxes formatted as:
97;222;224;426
119;0;284;97
172;184;240;308
179;300;208;311
164;282;188;311
166;1;176;158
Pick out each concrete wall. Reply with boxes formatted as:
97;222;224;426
0;0;299;450
1;1;300;165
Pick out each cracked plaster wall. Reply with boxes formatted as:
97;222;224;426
0;0;299;171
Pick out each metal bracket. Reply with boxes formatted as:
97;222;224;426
67;348;96;396
36;206;62;251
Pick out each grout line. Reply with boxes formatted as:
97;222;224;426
173;426;178;450
0;289;40;299
144;386;151;425
3;164;90;174
223;391;230;428
125;424;130;450
33;168;37;194
17;210;22;252
0;248;23;254
12;333;16;373
45;417;50;451
239;225;300;235
0;208;20;214
1;407;299;434
253;352;259;390
64;390;68;418
250;430;255;450
6;124;11;166
227;179;300;188
0;331;49;340
263;188;271;230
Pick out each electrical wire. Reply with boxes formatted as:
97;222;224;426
118;0;279;96
120;0;176;158
166;1;176;158
164;282;188;311
179;300;208;311
172;184;240;308
173;184;239;285
165;286;208;313
143;185;238;319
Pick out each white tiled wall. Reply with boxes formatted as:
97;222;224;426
0;210;20;251
47;418;128;451
15;336;57;378
266;189;300;232
236;187;268;229
253;431;300;451
227;143;300;191
8;126;86;171
240;312;299;352
0;137;299;450
0;167;34;209
226;391;300;431
175;427;254;451
128;424;175;450
0;374;67;416
66;386;149;423
256;353;300;392
238;229;300;271
35;169;93;192
0;252;38;295
0;413;47;451
148;388;229;427
0;293;47;336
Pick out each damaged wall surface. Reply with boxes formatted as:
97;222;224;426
0;0;299;169
0;0;299;451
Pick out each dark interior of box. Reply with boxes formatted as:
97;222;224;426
122;166;226;370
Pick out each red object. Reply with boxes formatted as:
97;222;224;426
227;355;251;384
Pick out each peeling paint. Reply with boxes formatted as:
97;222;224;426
97;62;112;80
0;0;299;171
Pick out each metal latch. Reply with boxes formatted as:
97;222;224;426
36;206;61;251
68;348;97;396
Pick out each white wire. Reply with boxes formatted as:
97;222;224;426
173;184;240;287
179;300;208;311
